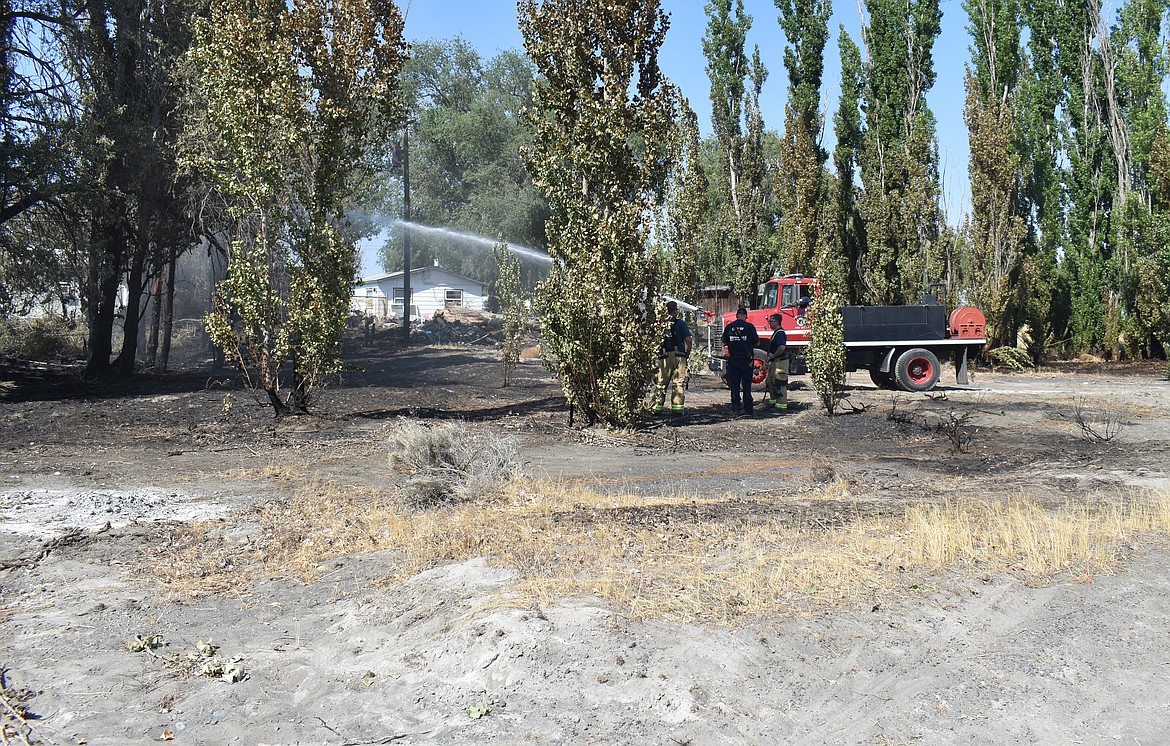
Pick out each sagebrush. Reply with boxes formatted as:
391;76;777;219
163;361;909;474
386;419;519;507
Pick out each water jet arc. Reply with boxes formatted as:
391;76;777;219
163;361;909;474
391;220;551;265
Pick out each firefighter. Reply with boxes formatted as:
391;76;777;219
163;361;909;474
722;306;759;417
653;300;693;414
765;313;788;411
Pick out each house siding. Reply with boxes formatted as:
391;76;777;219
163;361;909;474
352;266;486;320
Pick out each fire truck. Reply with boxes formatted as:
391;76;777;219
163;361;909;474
707;274;987;392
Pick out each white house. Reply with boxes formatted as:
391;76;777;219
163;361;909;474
353;262;486;321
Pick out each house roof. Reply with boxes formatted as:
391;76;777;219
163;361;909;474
357;265;485;288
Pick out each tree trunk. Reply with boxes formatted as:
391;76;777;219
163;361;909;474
265;388;288;417
146;270;162;367
114;242;148;377
159;242;177;371
83;223;123;380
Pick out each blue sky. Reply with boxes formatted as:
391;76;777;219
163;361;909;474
378;0;974;274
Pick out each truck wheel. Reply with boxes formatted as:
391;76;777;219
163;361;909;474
894;348;941;392
752;350;768;390
869;367;896;389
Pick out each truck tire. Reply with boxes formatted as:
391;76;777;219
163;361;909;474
719;352;768;391
752;349;768;390
894;347;941;392
869;367;896;389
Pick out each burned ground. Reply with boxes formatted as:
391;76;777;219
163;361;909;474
1;333;1169;745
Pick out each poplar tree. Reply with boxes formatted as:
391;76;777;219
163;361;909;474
775;0;831;276
805;254;847;415
962;0;1028;349
518;0;678;427
1016;0;1063;354
660;102;709;302
832;29;866;303
703;0;773;302
1052;0;1113;354
493;241;525;387
1106;0;1169;359
855;0;945;305
193;0;407;415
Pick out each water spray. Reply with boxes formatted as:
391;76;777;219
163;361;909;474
390;219;551;265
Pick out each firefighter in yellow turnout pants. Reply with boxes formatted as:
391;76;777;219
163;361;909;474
653;300;693;414
765;313;789;411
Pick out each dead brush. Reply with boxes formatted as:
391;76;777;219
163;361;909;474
1;676;44;746
386;419;520;508
144;453;1170;623
888;397;977;452
1071;396;1123;443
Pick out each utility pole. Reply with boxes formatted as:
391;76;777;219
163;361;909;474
401;125;412;342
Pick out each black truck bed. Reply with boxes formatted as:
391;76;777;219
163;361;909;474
841;304;947;343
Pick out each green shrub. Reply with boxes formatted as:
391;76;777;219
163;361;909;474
0;315;84;360
985;346;1034;372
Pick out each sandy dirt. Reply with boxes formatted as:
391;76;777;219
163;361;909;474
2;332;1169;745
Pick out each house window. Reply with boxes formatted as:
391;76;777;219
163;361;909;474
445;288;463;307
390;287;412;318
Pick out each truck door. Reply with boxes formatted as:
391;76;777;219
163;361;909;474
779;283;809;329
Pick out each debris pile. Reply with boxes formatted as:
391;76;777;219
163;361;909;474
414;308;504;346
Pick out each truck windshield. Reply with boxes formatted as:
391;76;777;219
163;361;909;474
762;282;779;309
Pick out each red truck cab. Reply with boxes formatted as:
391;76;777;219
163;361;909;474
709;275;818;383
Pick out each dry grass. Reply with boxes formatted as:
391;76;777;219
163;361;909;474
147;465;1170;623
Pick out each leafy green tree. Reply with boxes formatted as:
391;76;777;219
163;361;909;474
775;0;830;276
805;260;846;415
1051;0;1113;354
703;0;774;301
381;41;548;285
1105;0;1169;359
854;0;945;306
518;0;678;427
50;0;203;378
962;72;1027;349
493;241;525;386
776;0;830;138
1;0;199;382
659;102;709;302
831;29;865;303
193;0;407;415
0;0;74;231
1015;0;1064;354
1142;124;1170;359
961;0;1027;349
